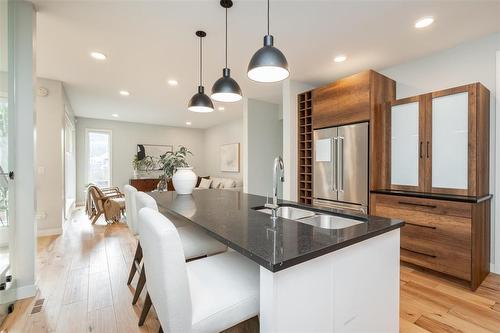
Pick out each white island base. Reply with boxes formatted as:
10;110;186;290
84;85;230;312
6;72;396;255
260;229;400;333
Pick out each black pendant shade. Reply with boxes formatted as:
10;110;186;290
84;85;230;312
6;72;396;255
188;85;214;113
211;0;242;102
188;31;214;113
247;0;289;82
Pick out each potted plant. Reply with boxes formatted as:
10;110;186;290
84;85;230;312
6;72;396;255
132;154;156;177
158;146;197;194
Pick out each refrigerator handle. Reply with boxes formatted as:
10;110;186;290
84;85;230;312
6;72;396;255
332;137;338;192
338;136;344;192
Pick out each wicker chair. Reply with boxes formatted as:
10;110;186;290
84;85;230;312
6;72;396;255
86;185;125;224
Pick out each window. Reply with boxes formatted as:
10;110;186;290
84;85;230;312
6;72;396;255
86;129;112;188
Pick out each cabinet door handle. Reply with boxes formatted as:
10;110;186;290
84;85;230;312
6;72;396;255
397;201;437;209
401;247;437;258
419;141;423;159
426;141;430;159
405;222;437;230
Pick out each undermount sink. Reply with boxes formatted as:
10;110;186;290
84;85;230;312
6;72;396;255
256;206;316;220
299;215;364;230
255;205;365;230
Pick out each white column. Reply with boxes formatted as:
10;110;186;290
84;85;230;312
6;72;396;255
10;0;37;299
259;230;400;333
242;98;249;194
495;50;500;273
282;80;314;201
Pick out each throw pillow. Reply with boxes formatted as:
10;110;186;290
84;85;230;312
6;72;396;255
198;178;212;189
222;178;236;188
210;178;224;189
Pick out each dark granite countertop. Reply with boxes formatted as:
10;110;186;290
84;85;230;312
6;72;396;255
149;190;404;272
371;189;493;203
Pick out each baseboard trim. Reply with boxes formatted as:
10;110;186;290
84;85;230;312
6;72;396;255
491;263;499;274
14;284;37;300
37;227;62;237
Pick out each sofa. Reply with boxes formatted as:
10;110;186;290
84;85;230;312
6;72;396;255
195;176;243;191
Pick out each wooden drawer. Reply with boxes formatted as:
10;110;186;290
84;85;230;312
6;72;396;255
372;194;472;280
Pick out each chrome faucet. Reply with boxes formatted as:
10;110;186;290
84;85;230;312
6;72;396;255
265;156;285;219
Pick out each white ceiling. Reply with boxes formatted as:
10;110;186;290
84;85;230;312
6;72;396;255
35;0;500;128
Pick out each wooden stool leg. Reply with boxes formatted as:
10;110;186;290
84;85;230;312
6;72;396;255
127;242;143;285
159;326;163;333
138;292;152;326
132;266;146;305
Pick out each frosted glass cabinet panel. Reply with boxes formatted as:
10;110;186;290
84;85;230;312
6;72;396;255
391;102;420;187
431;92;468;189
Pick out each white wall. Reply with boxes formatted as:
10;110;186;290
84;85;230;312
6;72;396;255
203;118;243;181
35;78;66;236
10;0;37;300
380;32;500;272
282;80;314;201
75;118;206;203
244;98;283;197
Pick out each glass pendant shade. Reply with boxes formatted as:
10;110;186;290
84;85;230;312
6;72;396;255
248;35;289;83
188;85;214;113
211;68;242;102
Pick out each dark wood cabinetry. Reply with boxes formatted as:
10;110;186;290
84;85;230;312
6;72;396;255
297;91;313;204
129;178;161;192
297;70;395;204
371;82;491;289
375;83;490;196
312;70;395;129
371;192;490;290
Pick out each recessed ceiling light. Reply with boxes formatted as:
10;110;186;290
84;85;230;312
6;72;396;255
119;90;130;96
415;16;434;29
185;121;192;126
334;55;347;63
112;113;119;118
167;79;178;86
90;51;107;60
218;106;225;111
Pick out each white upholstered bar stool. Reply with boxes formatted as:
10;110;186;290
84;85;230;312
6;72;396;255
123;184;138;234
133;192;228;326
139;207;259;333
125;185;145;289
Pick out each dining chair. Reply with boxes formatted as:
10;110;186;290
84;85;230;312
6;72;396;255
130;192;228;326
139;207;259;333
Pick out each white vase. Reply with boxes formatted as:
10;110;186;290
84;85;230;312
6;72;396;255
172;167;197;195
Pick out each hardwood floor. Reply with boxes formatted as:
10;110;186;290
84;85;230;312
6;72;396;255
1;207;499;333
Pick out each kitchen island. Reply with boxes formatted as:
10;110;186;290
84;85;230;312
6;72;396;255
149;189;404;333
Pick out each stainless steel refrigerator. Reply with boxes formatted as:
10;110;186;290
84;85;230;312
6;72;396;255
313;122;368;213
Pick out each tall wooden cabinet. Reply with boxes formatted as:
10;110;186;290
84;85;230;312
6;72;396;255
372;82;491;290
297;70;396;204
377;83;489;196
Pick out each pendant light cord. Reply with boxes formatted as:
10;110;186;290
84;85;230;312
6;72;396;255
199;36;202;86
225;8;228;68
267;0;270;35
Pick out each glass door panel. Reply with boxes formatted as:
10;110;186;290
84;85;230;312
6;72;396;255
431;92;468;190
390;101;420;188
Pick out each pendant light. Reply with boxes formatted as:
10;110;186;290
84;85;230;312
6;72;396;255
247;0;289;83
211;0;242;102
188;31;214;113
